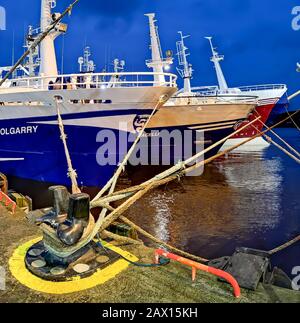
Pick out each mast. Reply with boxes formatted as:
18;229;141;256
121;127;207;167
145;13;173;85
176;31;193;94
205;37;228;91
40;0;67;77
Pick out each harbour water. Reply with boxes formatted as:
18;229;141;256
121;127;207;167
124;128;300;278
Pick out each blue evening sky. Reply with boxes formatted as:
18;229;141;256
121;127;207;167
1;0;300;107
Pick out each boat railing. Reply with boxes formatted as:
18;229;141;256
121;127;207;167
238;84;287;92
170;94;259;105
211;94;259;104
176;86;219;96
2;72;178;91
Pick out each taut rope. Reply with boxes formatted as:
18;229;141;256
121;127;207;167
91;94;169;237
251;125;300;164
269;235;300;255
55;97;81;194
284;104;300;133
256;118;300;159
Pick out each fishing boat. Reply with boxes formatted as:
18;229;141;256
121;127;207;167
204;37;289;148
0;1;177;190
143;14;257;164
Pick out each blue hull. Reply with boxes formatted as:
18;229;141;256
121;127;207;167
266;92;290;126
0;109;153;188
0;109;238;195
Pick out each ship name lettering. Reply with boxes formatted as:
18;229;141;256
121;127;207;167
0;126;39;136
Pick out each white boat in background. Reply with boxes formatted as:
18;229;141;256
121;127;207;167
142;14;257;164
204;37;289;149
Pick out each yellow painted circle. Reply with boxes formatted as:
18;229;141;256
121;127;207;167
9;237;138;295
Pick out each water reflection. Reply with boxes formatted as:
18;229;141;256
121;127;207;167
149;192;173;243
124;130;300;276
216;151;283;232
125;146;285;259
125;164;238;251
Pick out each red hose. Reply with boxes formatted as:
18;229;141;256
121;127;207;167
155;249;241;298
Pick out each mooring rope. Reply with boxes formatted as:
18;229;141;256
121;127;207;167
55;109;300;259
90;94;170;240
98;112;300;206
251;125;300;165
91;117;262;208
89;113;300;264
256;119;300;159
284;104;300;133
119;216;209;263
55;98;81;194
92;94;169;203
97;120;277;239
263;135;300;164
269;235;300;255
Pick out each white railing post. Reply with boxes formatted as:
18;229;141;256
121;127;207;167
71;76;76;89
86;75;91;89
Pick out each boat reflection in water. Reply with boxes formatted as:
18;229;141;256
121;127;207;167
124;140;300;276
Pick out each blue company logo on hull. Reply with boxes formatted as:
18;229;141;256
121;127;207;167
0;126;39;136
